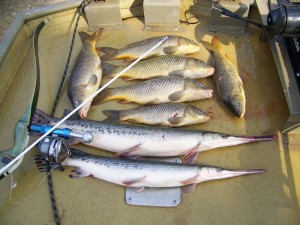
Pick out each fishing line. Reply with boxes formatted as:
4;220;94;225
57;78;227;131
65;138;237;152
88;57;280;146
0;36;169;177
9;168;56;205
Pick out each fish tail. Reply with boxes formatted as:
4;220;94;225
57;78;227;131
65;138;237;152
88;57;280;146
211;36;222;50
34;154;60;172
99;47;118;61
200;40;215;52
79;28;104;42
91;88;113;106
102;62;117;78
102;110;122;122
31;109;54;125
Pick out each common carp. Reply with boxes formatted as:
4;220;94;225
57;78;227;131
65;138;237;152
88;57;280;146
102;55;214;80
67;30;103;118
102;103;210;127
35;149;266;193
33;109;276;163
100;35;201;63
201;37;246;118
92;76;213;105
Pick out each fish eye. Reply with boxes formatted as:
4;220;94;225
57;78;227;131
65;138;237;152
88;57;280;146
216;168;222;173
74;101;79;107
190;40;195;43
234;103;240;108
199;83;204;87
201;61;206;65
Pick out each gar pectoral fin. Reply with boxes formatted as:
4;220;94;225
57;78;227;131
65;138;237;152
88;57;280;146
122;176;146;186
168;90;186;101
116;144;142;157
69;168;90;178
181;184;197;194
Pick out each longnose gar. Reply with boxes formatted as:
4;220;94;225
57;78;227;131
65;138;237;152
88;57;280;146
32;109;276;163
35;149;266;193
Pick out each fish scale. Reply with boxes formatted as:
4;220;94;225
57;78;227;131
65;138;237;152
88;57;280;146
33;108;275;160
103;55;214;80
94;76;213;105
36;149;266;190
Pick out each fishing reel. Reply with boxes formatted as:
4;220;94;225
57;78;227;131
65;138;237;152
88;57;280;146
38;136;71;163
32;125;93;164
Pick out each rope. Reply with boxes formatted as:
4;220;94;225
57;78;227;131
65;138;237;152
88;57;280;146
47;1;89;224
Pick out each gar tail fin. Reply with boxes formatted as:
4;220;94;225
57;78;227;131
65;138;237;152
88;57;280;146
31;109;54;125
102;62;117;78
102;110;122;122
99;47;118;61
34;154;62;172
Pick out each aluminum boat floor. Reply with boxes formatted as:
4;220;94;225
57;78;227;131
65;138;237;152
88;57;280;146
0;7;299;225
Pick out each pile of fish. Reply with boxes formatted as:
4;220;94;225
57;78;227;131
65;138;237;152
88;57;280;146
34;32;274;195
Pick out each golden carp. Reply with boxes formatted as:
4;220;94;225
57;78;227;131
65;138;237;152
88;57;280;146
102;55;214;80
100;35;200;63
67;30;103;118
102;103;210;126
201;37;246;118
92;76;213;105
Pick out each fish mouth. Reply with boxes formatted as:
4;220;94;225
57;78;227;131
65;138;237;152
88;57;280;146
205;90;213;98
79;110;87;119
232;169;266;175
208;67;215;75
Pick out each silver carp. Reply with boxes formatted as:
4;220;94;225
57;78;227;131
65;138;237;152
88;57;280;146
67;30;103;118
100;35;200;63
102;55;214;80
92;76;213;105
35;149;266;193
33;109;276;163
102;103;210;127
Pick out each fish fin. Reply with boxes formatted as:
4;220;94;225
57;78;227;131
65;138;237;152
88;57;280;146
79;29;103;42
183;152;199;164
200;41;214;52
69;168;90;178
102;110;121;122
168;69;188;77
100;47;117;61
31;109;54;125
211;36;222;49
117;99;131;104
102;62;117;78
181;184;197;194
122;76;135;81
126;118;141;123
168;90;186;101
116;144;142;157
225;54;230;60
122;176;145;186
85;74;98;90
63;109;79;119
35;154;61;172
123;57;135;64
163;46;181;55
167;117;184;125
91;88;112;106
180;173;199;185
67;138;80;146
99;47;117;54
